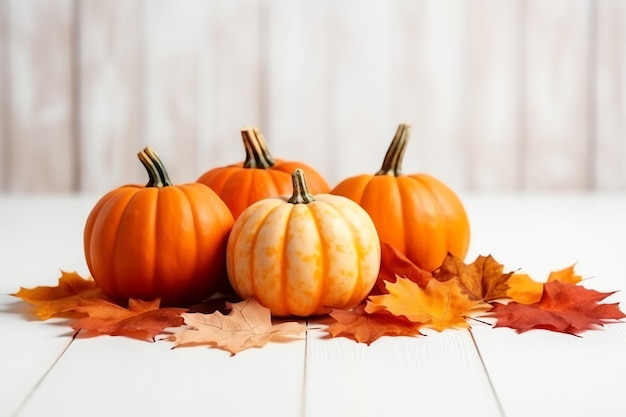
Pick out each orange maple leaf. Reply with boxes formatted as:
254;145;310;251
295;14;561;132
366;276;487;331
70;298;185;342
326;304;422;345
11;270;104;320
170;298;306;355
433;254;513;302
489;281;625;335
507;264;582;305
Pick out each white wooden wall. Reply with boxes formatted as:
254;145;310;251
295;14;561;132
1;0;625;193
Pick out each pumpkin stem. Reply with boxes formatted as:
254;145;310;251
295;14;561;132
242;127;275;169
375;123;411;176
137;147;173;188
288;169;316;204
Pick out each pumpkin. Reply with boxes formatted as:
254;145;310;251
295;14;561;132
226;169;381;317
330;124;470;274
84;147;234;307
196;127;330;219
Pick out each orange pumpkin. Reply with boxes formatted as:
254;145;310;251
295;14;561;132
197;127;330;219
226;169;381;317
84;147;234;307
331;124;470;273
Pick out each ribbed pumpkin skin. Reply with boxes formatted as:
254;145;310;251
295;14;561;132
84;154;234;307
197;128;330;219
226;173;380;317
197;159;330;219
330;124;470;272
331;173;469;272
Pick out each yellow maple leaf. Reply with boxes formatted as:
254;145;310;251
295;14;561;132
11;270;104;320
365;276;486;331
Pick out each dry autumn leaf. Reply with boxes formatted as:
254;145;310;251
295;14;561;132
507;264;583;305
71;298;185;342
433;254;513;302
366;276;487;331
171;298;306;355
489;281;625;335
326;304;423;345
373;242;432;294
11;270;104;320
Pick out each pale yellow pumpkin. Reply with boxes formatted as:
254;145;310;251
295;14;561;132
226;169;381;317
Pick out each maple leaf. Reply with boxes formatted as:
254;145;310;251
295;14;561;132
507;264;583;305
170;298;306;355
366;276;487;331
432;254;513;302
489;281;625;335
373;242;432;294
70;298;185;342
11;270;104;320
325;304;422;345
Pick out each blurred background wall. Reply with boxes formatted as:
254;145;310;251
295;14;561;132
0;0;624;193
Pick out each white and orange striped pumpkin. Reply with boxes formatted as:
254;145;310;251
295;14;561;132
226;169;381;317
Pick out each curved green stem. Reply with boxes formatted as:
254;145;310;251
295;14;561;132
242;127;275;169
375;124;411;177
288;169;316;204
137;147;173;188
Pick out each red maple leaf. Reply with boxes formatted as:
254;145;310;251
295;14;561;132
326;304;423;344
373;242;432;294
488;281;625;335
71;298;186;342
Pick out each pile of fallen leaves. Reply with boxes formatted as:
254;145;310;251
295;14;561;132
10;243;625;355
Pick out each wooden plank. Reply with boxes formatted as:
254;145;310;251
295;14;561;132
464;193;626;417
195;0;263;177
0;0;8;190
262;0;332;185
461;0;521;191
18;329;306;416
142;0;205;184
0;195;94;417
521;0;591;190
384;0;470;191
323;0;395;187
8;0;77;192
594;0;626;190
303;326;503;417
0;297;77;417
78;0;143;192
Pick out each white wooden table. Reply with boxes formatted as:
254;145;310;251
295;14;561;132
1;193;625;417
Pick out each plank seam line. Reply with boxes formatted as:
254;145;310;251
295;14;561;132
301;320;310;417
469;328;507;417
12;329;80;417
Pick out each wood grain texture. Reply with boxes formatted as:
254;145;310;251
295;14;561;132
594;0;626;190
0;0;7;189
304;326;503;417
7;0;77;192
78;0;143;191
324;0;395;187
194;0;263;178
18;331;306;417
142;0;204;184
1;2;626;192
462;0;522;191
262;0;332;185
521;0;591;190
